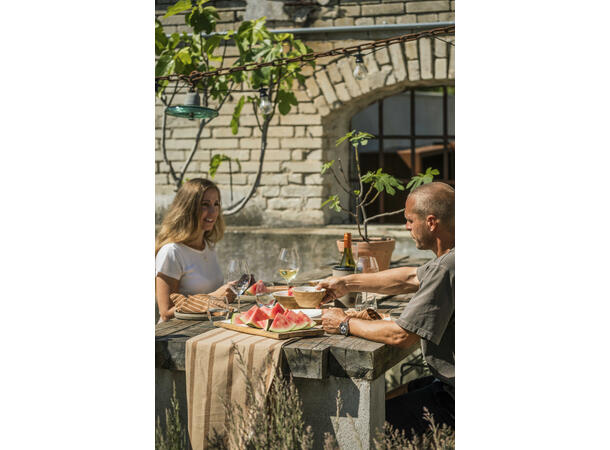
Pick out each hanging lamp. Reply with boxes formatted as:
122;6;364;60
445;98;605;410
165;89;218;120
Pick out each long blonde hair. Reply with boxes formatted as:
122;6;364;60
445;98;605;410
155;178;225;255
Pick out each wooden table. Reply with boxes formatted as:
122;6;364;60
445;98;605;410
156;294;414;449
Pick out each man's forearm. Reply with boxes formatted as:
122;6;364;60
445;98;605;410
343;266;419;295
349;319;420;349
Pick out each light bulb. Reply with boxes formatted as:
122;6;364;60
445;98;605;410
259;88;273;115
353;54;368;80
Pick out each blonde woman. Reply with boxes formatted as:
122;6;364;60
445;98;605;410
155;178;236;322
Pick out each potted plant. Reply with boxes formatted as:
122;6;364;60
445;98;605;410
321;129;439;270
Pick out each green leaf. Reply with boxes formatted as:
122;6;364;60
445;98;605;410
321;160;335;175
230;96;245;135
155;53;175;77
163;0;192;19
354;189;360;195
336;130;355;146
208;153;231;178
175;47;192;65
321;195;341;213
155;21;168;55
277;90;297;115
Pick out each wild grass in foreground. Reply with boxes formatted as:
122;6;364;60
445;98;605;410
155;345;454;450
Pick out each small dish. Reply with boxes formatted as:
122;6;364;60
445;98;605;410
292;286;326;309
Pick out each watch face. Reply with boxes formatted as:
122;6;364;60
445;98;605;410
340;321;348;336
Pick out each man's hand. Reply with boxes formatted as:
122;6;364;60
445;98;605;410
211;282;237;303
321;308;348;334
316;277;348;304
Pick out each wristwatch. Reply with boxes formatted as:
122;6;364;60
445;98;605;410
339;317;352;336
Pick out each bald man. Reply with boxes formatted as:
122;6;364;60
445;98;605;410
317;182;455;437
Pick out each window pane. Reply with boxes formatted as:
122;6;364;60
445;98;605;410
414;91;444;135
350;101;379;135
382;91;411;135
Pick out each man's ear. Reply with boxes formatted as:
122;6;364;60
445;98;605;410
426;214;438;231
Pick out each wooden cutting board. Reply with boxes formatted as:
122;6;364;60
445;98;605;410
214;320;324;340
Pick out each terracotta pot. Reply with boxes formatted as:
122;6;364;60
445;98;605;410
336;237;396;271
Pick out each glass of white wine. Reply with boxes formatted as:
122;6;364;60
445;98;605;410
355;256;380;310
277;247;300;290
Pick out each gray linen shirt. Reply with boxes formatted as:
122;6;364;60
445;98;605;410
395;248;455;397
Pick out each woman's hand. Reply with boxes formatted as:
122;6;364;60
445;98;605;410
211;282;237;303
156;273;180;322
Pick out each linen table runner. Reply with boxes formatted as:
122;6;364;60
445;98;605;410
185;328;291;450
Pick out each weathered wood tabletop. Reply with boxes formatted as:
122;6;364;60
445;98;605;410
155;293;415;380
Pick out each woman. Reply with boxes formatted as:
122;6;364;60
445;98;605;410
155;178;235;322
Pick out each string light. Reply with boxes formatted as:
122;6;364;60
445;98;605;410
259;88;273;115
353;53;368;80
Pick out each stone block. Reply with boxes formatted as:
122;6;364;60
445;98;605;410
253;150;286;161
240;137;279;149
434;38;447;58
156;174;168;185
213;127;252;138
355;17;374;26
341;5;361;17
375;16;396;25
439;12;455;21
260;186;280;197
280;114;323;125
306;198;324;209
289;173;303;184
362;3;404;15
267;126;294;138
306;125;324;137
210;138;240;149
311;18;334;28
294;89;310;102
435;58;447;79
268;197;304;210
416;13;439;22
298;103;318;114
192;151;212;162
374;47;391;66
404;40;418;60
305;76;321;98
335;83;351;102
165;150;186;160
283;161;322;173
337;59;363;99
315;70;339;106
292;150;305;161
364;52;380;74
281;185;324;197
164;140;191;150
451;1;455;11
396;15;417;24
211;173;249;185
389;42;407;82
334;17;355;26
209;115;233;126
171;128;197;139
217;10;235;22
407;60;421;81
419;38;433;80
281;137;323;149
327;63;343;84
406;1;450;13
305;174;325;185
318;6;338;19
306;149;323;161
294;126;306;137
368;65;394;91
259;174;288;185
239;161;281;173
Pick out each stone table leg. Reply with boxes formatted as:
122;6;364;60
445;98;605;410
294;374;385;450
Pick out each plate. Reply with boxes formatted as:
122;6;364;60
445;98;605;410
291;308;322;319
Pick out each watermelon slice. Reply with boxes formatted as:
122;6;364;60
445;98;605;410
268;313;294;333
245;280;267;295
255;319;272;331
269;303;285;319
283;310;302;330
259;306;273;318
230;312;245;325
294;311;316;330
242;306;270;328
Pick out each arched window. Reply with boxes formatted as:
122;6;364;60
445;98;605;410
349;86;455;223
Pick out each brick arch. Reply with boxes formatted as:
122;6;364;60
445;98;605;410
305;36;454;117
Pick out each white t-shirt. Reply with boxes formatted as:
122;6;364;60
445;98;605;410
155;242;224;296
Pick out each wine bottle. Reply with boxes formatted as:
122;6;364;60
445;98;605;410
339;232;356;268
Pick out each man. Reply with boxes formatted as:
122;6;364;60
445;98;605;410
317;181;455;436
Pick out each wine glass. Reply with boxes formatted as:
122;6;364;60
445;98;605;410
355;256;380;310
277;247;300;290
226;258;251;313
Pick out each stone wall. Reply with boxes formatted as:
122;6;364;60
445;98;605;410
155;0;455;226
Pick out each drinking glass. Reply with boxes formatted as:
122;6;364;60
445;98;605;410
277;247;300;289
354;256;380;310
226;258;251;313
